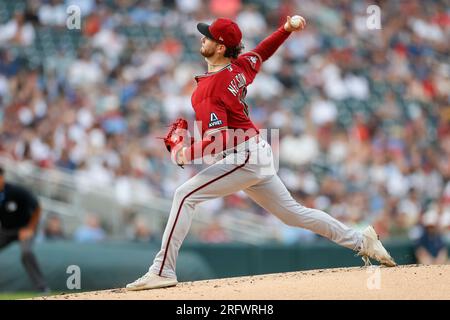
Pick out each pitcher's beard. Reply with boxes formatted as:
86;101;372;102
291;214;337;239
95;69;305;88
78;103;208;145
200;47;215;58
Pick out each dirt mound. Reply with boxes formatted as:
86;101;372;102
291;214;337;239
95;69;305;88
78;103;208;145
38;264;449;300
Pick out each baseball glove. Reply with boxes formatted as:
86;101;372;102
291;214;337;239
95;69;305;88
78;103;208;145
160;118;188;153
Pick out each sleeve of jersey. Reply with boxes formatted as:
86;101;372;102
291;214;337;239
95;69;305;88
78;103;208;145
184;130;229;162
235;52;262;85
251;25;291;62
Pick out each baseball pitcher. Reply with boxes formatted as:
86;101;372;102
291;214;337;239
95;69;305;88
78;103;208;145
126;15;396;291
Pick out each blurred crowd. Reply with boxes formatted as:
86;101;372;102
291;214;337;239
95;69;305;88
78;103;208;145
36;211;156;243
0;0;449;248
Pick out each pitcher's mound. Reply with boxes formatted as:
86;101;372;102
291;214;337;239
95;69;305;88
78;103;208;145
38;264;450;300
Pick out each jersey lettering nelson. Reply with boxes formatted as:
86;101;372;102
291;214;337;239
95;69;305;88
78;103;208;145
220;52;262;125
191;52;262;136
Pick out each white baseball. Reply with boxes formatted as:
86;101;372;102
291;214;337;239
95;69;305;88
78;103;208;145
290;15;303;28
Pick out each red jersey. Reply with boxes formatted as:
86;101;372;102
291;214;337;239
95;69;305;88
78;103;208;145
185;26;291;161
192;51;262;136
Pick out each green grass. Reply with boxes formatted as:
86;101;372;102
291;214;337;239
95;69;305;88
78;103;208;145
0;292;59;300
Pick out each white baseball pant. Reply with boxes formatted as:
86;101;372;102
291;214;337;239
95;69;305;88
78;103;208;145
150;136;363;279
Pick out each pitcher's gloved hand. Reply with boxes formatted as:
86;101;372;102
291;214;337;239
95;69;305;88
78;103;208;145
159;118;190;168
161;118;188;152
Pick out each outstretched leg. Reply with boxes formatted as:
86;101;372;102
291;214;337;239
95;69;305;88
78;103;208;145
244;174;396;266
244;174;363;250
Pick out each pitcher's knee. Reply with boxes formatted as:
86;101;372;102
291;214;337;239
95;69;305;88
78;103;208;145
174;185;200;206
174;184;190;201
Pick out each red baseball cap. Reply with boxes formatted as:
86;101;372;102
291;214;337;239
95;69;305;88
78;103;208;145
197;18;242;48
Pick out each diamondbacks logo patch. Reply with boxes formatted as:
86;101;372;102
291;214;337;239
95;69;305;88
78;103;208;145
247;56;258;69
208;112;223;128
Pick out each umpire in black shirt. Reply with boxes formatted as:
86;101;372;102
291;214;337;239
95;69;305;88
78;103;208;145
0;167;49;292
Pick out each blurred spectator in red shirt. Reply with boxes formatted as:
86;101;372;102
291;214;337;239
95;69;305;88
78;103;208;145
210;0;241;19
